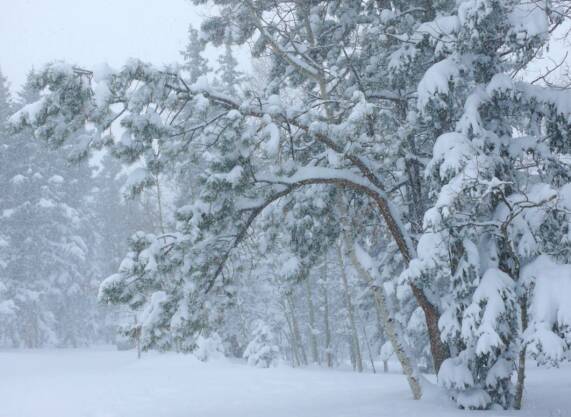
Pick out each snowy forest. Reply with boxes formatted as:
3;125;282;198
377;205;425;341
1;0;571;416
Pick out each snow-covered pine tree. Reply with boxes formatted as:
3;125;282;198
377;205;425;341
216;43;243;96
403;0;571;409
0;72;103;347
243;319;280;368
181;26;210;84
0;67;11;128
8;5;444;397
0;67;17;346
87;152;159;343
11;1;571;405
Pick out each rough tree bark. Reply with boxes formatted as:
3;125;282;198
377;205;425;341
164;71;451;374
514;294;528;410
68;13;451;374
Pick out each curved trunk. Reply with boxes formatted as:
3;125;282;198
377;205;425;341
367;192;449;373
343;235;423;399
338;196;422;399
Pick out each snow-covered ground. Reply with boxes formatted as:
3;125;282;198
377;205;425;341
0;347;569;417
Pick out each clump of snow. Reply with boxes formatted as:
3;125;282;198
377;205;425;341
380;341;394;362
558;183;571;211
9;97;47;126
227;109;242;120
522;255;571;365
388;45;417;73
458;0;494;26
439;357;473;391
486;74;515;96
417;58;460;110
471;268;514;355
121;167;152;196
262;121;280;156
139;291;168;330
279;256;300;279
2;209;15;219
455;388;492;410
38;198;56;209
428;132;476;180
48;175;64;184
92;62;115;83
225;165;244;186
0;299;17;316
413;15;460;54
379;9;395;24
93;81;112;107
438;356;493;409
485;358;512;387
10;174;27;185
191;75;211;92
266;95;283;115
508;3;549;39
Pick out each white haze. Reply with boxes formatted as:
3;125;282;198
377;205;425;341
0;0;241;90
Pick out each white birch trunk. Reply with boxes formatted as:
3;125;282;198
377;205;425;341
338;196;422;399
336;242;363;373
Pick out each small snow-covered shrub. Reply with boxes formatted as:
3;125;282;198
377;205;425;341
194;333;224;362
243;320;279;368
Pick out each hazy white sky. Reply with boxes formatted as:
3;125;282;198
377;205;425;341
0;0;219;91
1;0;567;93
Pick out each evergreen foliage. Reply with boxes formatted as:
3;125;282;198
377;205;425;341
5;0;571;410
